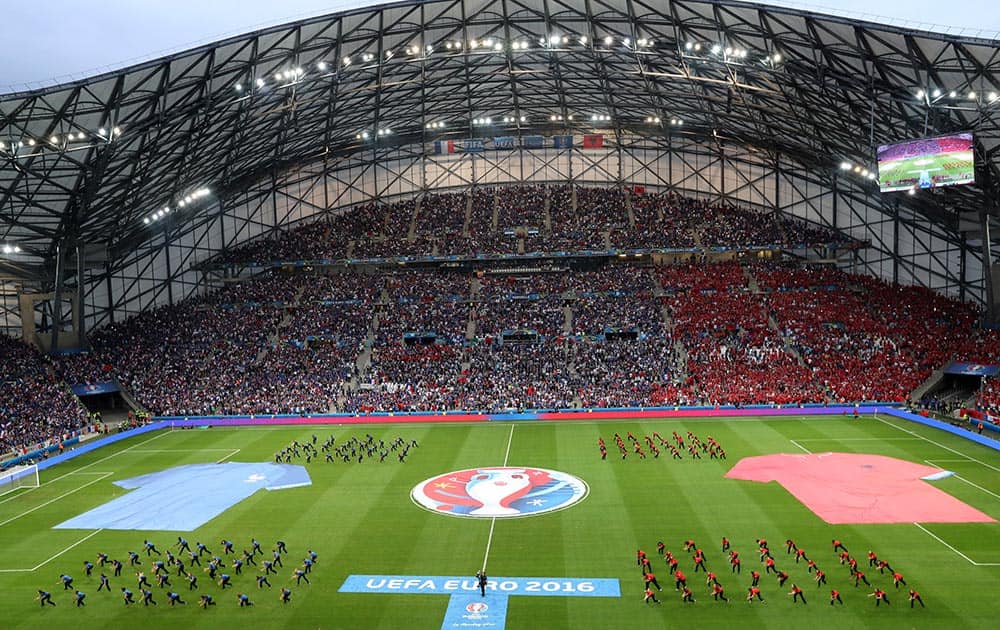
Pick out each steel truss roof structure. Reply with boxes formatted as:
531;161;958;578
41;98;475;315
1;0;1000;334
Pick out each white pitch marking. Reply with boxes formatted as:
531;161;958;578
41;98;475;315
0;473;113;527
0;430;172;507
913;523;1000;567
788;439;812;454
874;416;1000;473
215;449;241;464
481;424;516;574
129;448;240;452
789;437;923;441
31;529;105;571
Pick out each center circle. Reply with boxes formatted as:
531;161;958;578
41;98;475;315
411;466;589;518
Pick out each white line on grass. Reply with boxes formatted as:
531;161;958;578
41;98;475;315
913;523;1000;567
480;424;516;574
31;529;105;571
0;473;113;527
0;430;171;507
954;476;1000;502
129;448;242;452
0;528;107;573
788;439;812;453
789;437;924;441
874;416;1000;474
923;460;1000;502
215;449;241;463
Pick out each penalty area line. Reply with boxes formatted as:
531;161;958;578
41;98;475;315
913;523;1000;567
874;416;1000;474
215;449;241;463
788;439;812;454
481;424;516;574
0;472;114;528
0;529;104;573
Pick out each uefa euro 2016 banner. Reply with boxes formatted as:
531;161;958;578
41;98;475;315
433;134;604;154
945;362;1000;376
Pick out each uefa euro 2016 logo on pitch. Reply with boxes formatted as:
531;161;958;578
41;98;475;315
410;467;588;518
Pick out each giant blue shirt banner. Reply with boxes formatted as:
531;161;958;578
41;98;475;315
54;462;311;531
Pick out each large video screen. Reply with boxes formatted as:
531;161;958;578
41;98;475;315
877;133;975;193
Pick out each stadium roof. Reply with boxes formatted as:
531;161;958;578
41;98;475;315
2;0;999;273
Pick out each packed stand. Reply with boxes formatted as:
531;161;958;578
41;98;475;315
0;335;89;455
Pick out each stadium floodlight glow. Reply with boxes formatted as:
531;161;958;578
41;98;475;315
949;91;957;98
163;206;171;214
50;135;59;144
724;47;732;56
549;34;561;46
694;43;701;51
561;36;569;44
343;56;351;66
256;78;265;88
275;73;283;81
991;92;999;102
484;38;494;48
2;245;10;254
932;88;941;98
840;161;852;170
494;42;503;51
28;138;36;146
363;53;374;62
711;44;721;54
861;169;869;177
637;38;648;47
520;115;526;122
916;89;925;98
604;36;613;46
235;83;243;92
295;67;304;75
579;36;588;45
968;91;976;100
143;218;150;224
908;187;916;195
567;114;574;121
446;42;453;49
470;39;479;49
318;61;327;71
623;37;631;47
685;41;693;50
178;200;186;207
867;172;877;180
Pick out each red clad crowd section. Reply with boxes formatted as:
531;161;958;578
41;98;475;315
3;186;997;458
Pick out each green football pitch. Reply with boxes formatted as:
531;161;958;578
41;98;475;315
1;414;998;629
878;150;974;191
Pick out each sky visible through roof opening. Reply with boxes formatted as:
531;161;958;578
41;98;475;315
0;0;997;92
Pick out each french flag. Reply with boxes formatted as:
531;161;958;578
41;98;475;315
434;140;456;154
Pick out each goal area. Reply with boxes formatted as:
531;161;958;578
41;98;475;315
0;464;40;496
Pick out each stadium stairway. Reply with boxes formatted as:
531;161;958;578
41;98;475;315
624;188;637;228
462;193;473;237
490;189;499;231
910;367;947;403
408;196;420;240
114;378;149;414
543;188;552;232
